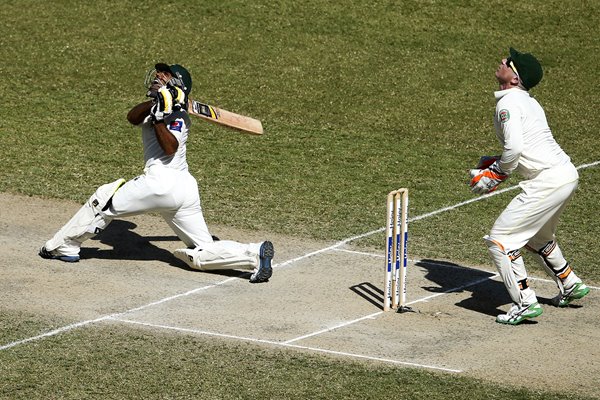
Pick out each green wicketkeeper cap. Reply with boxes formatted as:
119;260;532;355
508;47;543;90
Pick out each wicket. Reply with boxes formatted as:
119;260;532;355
383;188;409;312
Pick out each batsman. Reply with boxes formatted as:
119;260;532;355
470;48;589;325
39;63;274;283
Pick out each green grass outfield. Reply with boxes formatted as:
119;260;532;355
1;1;598;398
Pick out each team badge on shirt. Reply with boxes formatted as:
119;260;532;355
169;120;183;132
499;109;510;123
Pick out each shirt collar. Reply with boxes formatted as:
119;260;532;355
494;87;528;101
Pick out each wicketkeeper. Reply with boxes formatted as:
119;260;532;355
40;63;274;283
469;48;589;325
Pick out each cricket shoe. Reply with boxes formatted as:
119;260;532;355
173;248;195;268
552;282;590;307
496;302;543;325
250;241;274;283
39;246;80;263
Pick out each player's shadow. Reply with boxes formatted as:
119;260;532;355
80;220;184;267
416;259;528;319
79;220;247;278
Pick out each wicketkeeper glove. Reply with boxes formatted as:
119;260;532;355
469;161;508;195
150;87;173;123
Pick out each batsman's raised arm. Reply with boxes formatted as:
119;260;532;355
151;121;179;156
126;97;178;155
127;100;152;125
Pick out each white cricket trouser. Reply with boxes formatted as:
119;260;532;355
485;163;578;305
488;163;579;250
105;164;212;247
109;167;262;269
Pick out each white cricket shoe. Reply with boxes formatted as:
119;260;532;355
173;248;195;269
552;282;590;307
39;246;80;263
496;302;543;325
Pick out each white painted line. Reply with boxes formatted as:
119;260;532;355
529;277;600;291
0;316;111;351
116;277;238;315
333;248;385;258
405;274;500;306
283;311;382;344
111;318;462;373
112;318;278;345
409;185;520;222
272;230;383;270
284;343;463;373
271;180;521;268
576;160;600;169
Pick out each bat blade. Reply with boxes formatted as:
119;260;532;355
187;99;263;135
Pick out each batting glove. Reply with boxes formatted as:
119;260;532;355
166;83;187;112
146;78;162;99
150;87;173;123
469;161;508;195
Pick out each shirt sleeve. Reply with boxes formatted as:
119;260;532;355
164;117;186;144
495;100;523;174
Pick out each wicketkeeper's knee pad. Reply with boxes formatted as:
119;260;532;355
526;240;570;276
525;240;577;290
45;178;125;251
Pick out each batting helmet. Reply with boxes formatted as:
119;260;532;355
155;63;192;96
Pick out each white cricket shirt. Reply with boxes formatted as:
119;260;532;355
493;88;571;179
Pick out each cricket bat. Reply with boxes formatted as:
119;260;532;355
187;99;263;135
